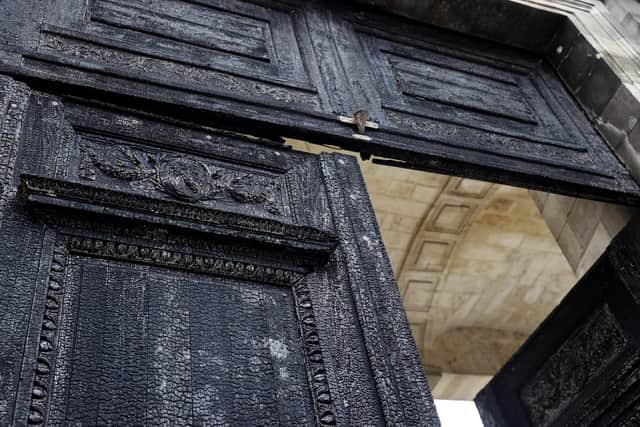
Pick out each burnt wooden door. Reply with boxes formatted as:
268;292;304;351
0;0;638;204
0;75;439;426
475;214;640;426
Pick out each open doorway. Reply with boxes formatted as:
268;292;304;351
286;138;636;404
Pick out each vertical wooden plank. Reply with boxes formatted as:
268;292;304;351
304;266;386;426
226;284;279;425
268;8;310;86
190;276;315;426
262;285;315;427
63;261;110;424
145;268;194;425
189;277;235;425
296;156;386;426
0;213;48;426
95;264;147;425
0;76;29;226
319;152;440;426
328;13;385;122
302;2;356;116
0;76;36;426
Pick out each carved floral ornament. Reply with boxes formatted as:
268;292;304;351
78;142;282;214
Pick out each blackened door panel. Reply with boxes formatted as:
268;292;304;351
0;76;439;426
50;257;314;426
24;0;335;116
1;0;638;204
330;5;640;204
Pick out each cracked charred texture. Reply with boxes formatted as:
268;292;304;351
36;30;321;110
521;306;626;427
0;73;438;426
302;264;385;426
292;279;337;426
0;76;29;221
0;76;51;426
20;174;337;255
318;153;438;426
65;235;305;287
28;238;69;426
3;0;637;203
46;258;317;426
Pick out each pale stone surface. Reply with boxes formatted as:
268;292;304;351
606;0;640;43
431;374;493;402
531;189;636;279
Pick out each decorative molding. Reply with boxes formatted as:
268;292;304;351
292;280;337;426
78;141;282;214
521;305;626;427
67;235;304;287
382;102;604;176
19;174;338;253
36;30;320;109
0;76;30;223
412;240;453;272
28;237;69;425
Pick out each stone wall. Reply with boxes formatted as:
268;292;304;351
605;0;640;43
530;191;635;277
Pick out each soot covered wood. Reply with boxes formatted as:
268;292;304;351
0;76;439;426
0;0;637;204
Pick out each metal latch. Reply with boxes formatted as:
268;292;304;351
338;110;378;141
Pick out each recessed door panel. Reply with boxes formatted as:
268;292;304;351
28;0;328;112
49;257;314;426
333;8;640;204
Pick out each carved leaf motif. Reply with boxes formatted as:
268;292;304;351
79;143;151;182
78;142;281;214
223;174;280;214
